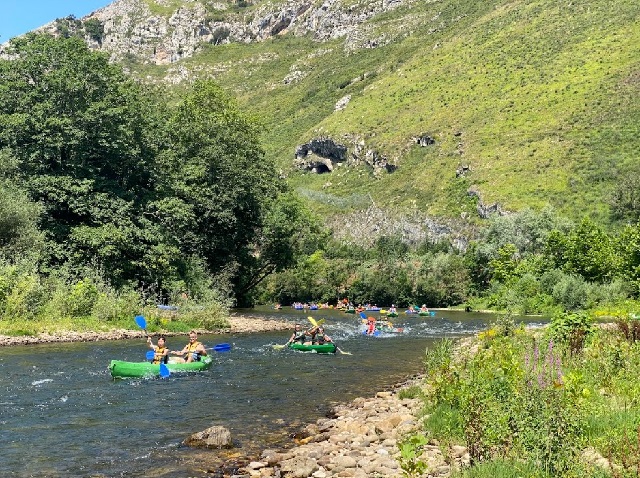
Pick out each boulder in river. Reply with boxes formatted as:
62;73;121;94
184;425;233;449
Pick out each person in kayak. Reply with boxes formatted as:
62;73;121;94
170;330;208;363
365;316;377;335
312;326;333;345
147;335;169;364
286;323;311;346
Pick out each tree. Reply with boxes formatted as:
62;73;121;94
616;223;640;295
0;34;159;286
155;80;320;304
561;218;619;283
610;172;640;224
0;35;320;303
0;179;44;261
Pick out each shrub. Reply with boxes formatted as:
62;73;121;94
398;434;429;477
552;275;589;311
91;286;142;323
549;311;595;354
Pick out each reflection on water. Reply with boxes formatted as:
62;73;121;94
0;307;546;477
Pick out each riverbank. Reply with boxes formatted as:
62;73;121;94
234;364;470;478
0;315;292;347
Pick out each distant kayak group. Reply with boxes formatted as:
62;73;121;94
279;300;436;318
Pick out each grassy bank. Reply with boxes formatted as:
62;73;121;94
400;312;640;477
0;307;230;338
0;262;230;338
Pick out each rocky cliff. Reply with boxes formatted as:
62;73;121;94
34;0;414;65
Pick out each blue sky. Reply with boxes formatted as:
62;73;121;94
1;1;112;42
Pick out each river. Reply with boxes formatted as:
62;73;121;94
0;307;545;477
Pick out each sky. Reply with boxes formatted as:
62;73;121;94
0;0;112;42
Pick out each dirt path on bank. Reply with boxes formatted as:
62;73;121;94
0;315;292;347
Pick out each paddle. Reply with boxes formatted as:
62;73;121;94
272;344;287;350
134;315;148;337
145;349;170;377
336;346;352;355
159;362;170;378
212;343;231;352
307;317;325;327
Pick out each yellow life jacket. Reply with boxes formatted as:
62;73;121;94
185;341;203;360
152;346;167;364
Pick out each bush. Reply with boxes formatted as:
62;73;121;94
552;275;589;311
92;286;142;323
549;311;595;353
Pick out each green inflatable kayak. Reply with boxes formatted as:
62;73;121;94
288;343;337;354
109;356;213;378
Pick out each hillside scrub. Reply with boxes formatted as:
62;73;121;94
0;259;229;337
401;313;640;477
261;207;640;315
142;0;640;224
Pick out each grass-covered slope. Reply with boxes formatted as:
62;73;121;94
134;0;639;223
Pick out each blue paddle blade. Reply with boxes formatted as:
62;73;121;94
359;312;367;319
430;311;435;316
146;350;155;360
213;343;231;352
159;363;170;378
134;315;147;330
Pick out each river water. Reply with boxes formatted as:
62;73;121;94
0;307;545;477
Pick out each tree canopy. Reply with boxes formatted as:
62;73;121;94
0;34;316;304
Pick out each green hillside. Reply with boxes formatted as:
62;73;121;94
130;0;639;224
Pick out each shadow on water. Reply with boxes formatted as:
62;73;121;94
0;307;546;477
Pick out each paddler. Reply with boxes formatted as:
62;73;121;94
147;335;169;364
170;330;208;363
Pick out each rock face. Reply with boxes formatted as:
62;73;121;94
295;135;396;176
184;425;233;449
25;0;415;65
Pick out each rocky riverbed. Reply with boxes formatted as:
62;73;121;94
0;315;292;347
229;374;469;478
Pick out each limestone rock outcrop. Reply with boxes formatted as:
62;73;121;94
20;0;416;65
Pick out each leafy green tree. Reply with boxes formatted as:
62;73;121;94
545;218;620;283
374;236;409;265
83;18;105;43
484;206;571;255
564;218;619;283
236;193;326;303
155;81;320;304
616;223;640;295
610;169;640;223
488;243;519;283
0;34;159;286
414;252;471;306
0;172;44;262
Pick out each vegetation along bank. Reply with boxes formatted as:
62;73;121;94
238;312;640;477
